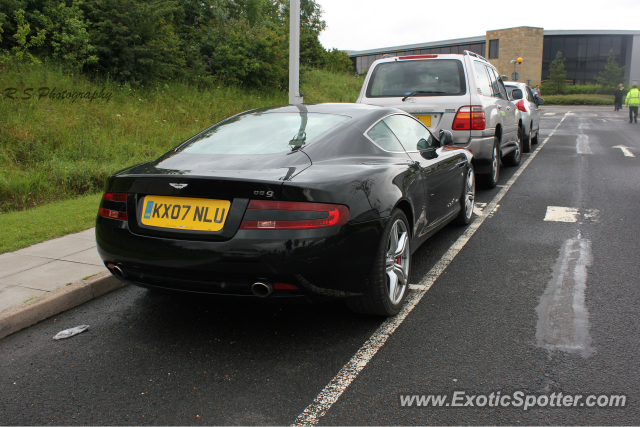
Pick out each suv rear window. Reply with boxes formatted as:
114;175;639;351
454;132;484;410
366;59;466;98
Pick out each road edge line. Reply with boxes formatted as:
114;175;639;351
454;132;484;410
292;112;570;426
0;272;126;340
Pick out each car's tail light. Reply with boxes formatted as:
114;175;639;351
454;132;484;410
99;192;128;220
103;192;127;202
98;207;128;221
240;200;349;230
452;106;485;130
515;99;527;112
398;54;438;60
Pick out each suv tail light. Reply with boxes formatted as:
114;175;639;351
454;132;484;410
452;106;485;130
398;54;438;60
99;192;128;221
515;99;527;113
240;200;349;230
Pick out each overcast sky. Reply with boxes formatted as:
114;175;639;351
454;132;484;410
317;0;640;52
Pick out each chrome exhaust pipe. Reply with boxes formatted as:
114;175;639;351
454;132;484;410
251;281;274;298
111;265;125;280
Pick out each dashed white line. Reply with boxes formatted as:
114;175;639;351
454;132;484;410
536;234;594;358
576;134;592;154
544;207;601;223
291;111;572;426
544;206;579;222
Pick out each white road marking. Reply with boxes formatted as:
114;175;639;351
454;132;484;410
612;145;635;157
486;204;500;218
473;202;487;216
291;111;572;426
582;209;600;223
544;206;579;222
576;134;592;154
544;113;556;116
536;235;594;358
544;207;600;223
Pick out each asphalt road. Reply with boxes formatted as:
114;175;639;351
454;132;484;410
1;106;638;425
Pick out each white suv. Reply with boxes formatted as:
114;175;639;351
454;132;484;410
356;51;522;188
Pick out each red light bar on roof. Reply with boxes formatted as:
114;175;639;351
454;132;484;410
398;54;438;60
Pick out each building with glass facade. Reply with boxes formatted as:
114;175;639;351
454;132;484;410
348;28;640;86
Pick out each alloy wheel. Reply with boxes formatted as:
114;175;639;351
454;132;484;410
385;219;409;305
514;132;521;162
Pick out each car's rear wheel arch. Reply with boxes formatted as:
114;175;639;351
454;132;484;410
494;124;503;143
394;199;414;237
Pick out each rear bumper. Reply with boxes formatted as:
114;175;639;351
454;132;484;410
96;216;386;301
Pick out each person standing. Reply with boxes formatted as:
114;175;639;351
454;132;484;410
534;85;541;98
614;84;625;111
625;85;640;123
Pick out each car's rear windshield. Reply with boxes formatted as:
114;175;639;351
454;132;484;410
181;112;350;155
366;59;467;98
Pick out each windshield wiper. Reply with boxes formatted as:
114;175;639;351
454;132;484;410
402;90;446;101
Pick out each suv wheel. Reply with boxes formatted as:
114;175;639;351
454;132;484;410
502;129;522;167
522;124;532;153
481;137;500;189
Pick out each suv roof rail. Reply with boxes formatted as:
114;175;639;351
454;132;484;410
381;54;395;58
463;50;488;62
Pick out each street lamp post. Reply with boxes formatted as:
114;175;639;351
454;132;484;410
510;57;523;81
289;0;303;104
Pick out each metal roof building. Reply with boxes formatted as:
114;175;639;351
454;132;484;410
347;27;640;86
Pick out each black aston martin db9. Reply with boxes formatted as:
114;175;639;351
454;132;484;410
96;103;475;315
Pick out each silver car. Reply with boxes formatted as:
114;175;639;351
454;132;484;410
356;51;522;188
504;82;543;153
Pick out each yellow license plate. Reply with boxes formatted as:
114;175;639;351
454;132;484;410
415;114;431;127
141;196;230;232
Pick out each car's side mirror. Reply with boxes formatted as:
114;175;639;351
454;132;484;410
420;149;438;160
511;89;523;100
537;98;545;105
438;129;453;146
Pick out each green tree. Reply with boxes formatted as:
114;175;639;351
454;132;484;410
548;50;566;94
2;9;46;65
595;49;625;88
82;0;185;85
199;19;288;88
31;1;96;69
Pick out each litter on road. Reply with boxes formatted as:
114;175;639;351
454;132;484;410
53;325;90;340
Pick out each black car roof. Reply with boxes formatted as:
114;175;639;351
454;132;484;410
244;103;397;119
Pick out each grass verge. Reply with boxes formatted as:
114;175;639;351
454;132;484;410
0;193;101;254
